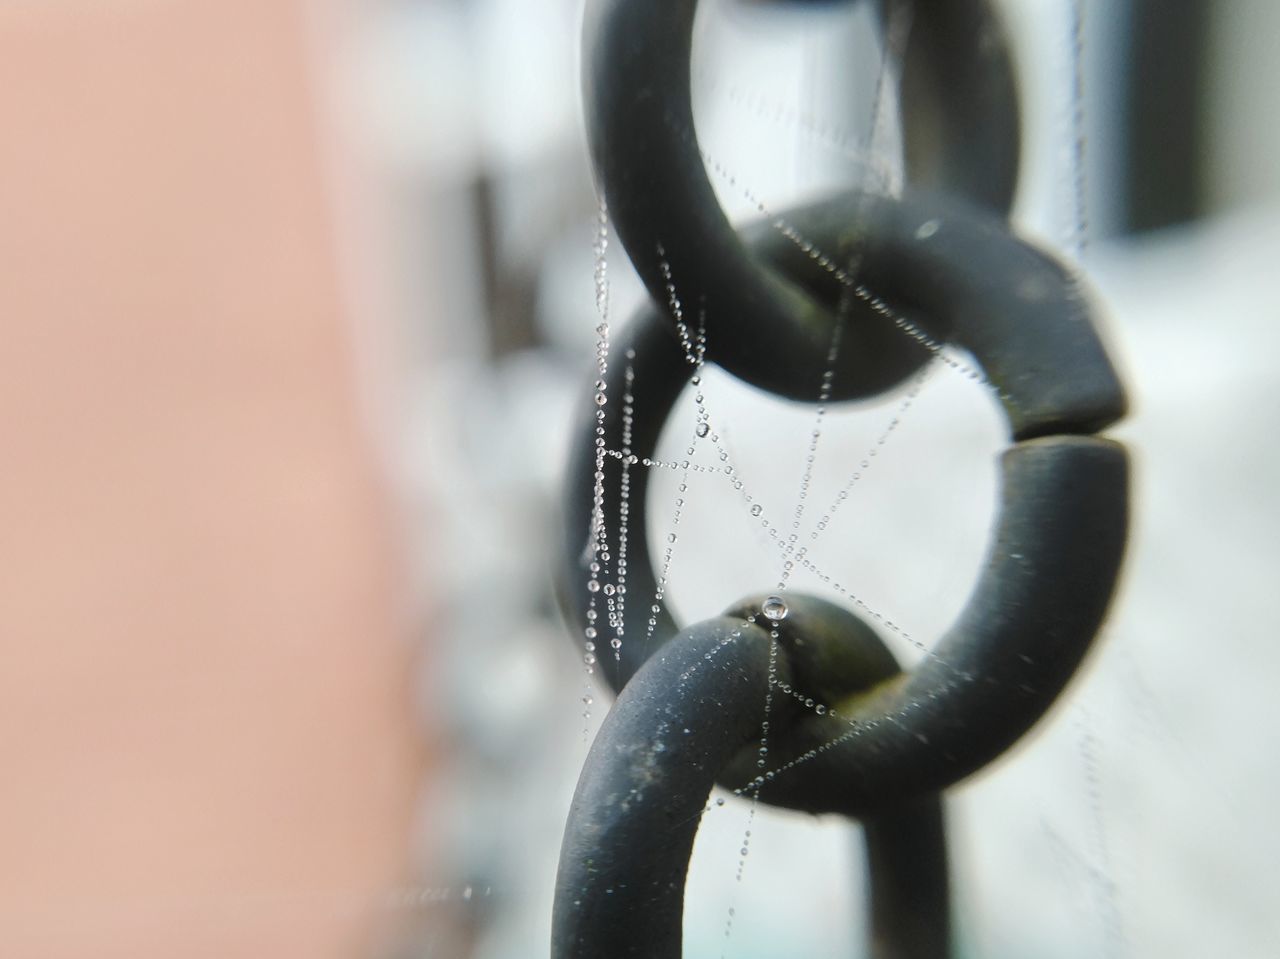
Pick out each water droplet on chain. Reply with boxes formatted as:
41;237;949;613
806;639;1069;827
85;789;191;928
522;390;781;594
915;218;941;240
761;596;788;622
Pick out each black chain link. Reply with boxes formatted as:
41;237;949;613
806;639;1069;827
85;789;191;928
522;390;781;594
555;2;1129;955
582;0;1022;402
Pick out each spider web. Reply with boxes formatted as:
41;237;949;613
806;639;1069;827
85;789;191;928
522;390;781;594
574;1;1125;957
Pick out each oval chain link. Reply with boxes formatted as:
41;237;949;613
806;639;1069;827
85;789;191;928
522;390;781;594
556;1;1130;955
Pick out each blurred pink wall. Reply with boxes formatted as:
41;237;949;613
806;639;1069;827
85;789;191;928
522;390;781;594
0;2;424;956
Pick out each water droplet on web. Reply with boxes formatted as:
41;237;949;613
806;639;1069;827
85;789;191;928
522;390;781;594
587;579;600;593
715;797;725;807
750;504;762;517
761;596;788;622
696;422;709;438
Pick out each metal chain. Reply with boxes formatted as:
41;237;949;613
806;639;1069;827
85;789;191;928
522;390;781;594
555;2;1129;956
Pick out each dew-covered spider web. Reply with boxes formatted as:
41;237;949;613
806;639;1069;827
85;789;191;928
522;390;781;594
380;2;1280;958
572;1;1127;957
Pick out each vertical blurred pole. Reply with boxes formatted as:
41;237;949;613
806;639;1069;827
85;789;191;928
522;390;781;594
1120;0;1212;232
0;2;426;958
